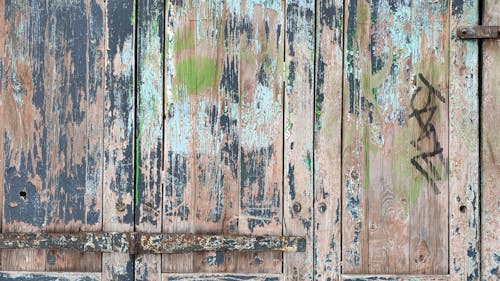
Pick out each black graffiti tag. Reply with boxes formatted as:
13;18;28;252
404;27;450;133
409;74;446;195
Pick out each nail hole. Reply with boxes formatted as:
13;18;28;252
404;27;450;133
459;205;466;213
19;191;27;200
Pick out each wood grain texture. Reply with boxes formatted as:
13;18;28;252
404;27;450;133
342;0;451;274
0;272;101;281
0;0;104;272
136;0;164;280
314;0;343;279
409;1;449;274
284;0;315;280
341;275;449;281
163;273;282;281
163;0;285;274
448;0;480;280
102;0;135;279
480;0;500;280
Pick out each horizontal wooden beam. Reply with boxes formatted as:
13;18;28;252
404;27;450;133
341;275;449;281
0;232;305;254
162;273;282;281
0;272;101;281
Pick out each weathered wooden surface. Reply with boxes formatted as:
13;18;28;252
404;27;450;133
314;0;343;279
0;272;101;281
163;273;281;281
283;0;315;280
341;275;449;281
342;0;451;274
481;0;500;280
136;0;164;280
0;0;488;279
163;0;285;274
448;0;480;280
0;0;104;271
102;0;135;279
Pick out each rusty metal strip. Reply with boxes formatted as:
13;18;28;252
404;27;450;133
457;26;500;39
139;234;306;254
0;232;305;254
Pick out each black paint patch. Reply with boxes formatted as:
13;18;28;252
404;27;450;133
220;56;239;103
240;145;281;232
165;152;190;221
288;163;296;200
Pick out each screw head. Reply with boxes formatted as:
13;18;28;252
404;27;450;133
318;203;327;213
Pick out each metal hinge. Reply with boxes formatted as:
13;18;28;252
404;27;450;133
0;232;305;255
457;26;500;39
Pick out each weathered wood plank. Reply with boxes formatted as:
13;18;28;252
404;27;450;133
343;0;411;273
284;0;314;279
163;0;195;272
163;273;281;281
341;275;449;281
236;0;284;274
480;1;500;280
448;0;480;280
102;0;135;279
408;1;449;274
0;0;104;271
342;0;452;274
314;0;343;279
136;0;164;279
0;272;101;281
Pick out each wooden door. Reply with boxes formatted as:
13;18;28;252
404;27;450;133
329;0;482;280
0;0;490;280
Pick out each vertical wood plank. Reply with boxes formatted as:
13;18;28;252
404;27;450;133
314;0;343;279
187;2;239;273
237;0;284;274
284;0;314;279
342;0;373;272
448;0;480;279
343;0;410;273
102;0;135;279
408;0;449;274
162;0;195;273
0;0;104;272
136;0;164;279
481;0;500;279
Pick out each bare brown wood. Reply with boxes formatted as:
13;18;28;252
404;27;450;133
408;1;449;274
480;0;500;279
0;0;105;272
314;0;343;279
284;0;315;279
448;0;480;279
342;0;451;275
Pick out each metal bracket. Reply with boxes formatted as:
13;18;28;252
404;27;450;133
457;26;500;39
0;232;305;255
